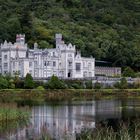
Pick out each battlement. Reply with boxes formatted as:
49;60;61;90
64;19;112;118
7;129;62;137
16;34;25;44
55;34;76;51
55;33;62;45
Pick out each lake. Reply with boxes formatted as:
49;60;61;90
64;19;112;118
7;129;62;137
0;98;140;140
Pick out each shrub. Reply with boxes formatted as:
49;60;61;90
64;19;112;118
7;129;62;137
114;77;128;89
123;67;135;78
85;80;93;89
70;83;83;89
24;73;34;89
46;75;66;89
94;82;102;89
9;79;15;89
0;76;9;89
65;80;84;89
36;86;45;91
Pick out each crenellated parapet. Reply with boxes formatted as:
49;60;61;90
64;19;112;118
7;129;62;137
16;34;25;44
55;33;75;52
0;34;27;51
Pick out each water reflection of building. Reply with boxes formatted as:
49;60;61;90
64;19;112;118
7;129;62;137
5;99;140;140
95;100;122;121
31;101;95;139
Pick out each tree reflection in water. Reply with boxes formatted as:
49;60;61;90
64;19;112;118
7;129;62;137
0;99;140;140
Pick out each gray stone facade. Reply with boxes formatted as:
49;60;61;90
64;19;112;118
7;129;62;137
95;66;121;77
0;34;95;78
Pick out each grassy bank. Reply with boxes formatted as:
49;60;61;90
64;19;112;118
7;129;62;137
0;89;140;103
0;103;29;122
38;119;140;140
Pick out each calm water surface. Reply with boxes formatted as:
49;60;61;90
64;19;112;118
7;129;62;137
0;98;140;140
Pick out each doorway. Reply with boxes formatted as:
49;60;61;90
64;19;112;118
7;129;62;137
68;70;72;78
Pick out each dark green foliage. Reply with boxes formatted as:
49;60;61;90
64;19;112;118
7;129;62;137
114;82;121;89
120;77;128;89
123;67;136;78
24;73;34;89
46;75;66;89
94;82;102;89
14;75;24;89
114;77;128;89
0;0;139;68
0;76;9;89
85;80;93;89
34;81;46;88
65;80;84;89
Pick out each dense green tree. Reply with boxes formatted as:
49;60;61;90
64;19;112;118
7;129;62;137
9;79;15;89
38;40;53;49
94;82;102;89
0;0;140;69
85;80;93;89
24;73;34;89
120;77;128;89
46;75;66;89
0;76;9;89
114;77;128;89
123;67;136;78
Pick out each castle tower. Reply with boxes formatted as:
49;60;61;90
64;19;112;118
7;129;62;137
16;34;25;45
55;33;62;45
34;42;38;50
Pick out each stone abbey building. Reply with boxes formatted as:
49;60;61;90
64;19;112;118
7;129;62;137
0;34;95;78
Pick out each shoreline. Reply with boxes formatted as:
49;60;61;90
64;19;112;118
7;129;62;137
0;89;140;103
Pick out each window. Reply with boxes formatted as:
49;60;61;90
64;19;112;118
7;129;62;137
19;62;21;66
4;71;7;74
88;62;91;68
53;52;55;56
47;61;50;66
34;61;37;66
83;62;85;67
4;63;8;69
76;63;81;71
53;61;56;67
89;72;92;77
83;71;87;77
29;62;32;67
68;61;72;67
68;54;72;57
44;61;46;66
13;62;15;68
4;55;7;60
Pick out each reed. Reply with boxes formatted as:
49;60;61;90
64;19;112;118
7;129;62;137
36;120;140;140
0;103;29;122
76;121;140;140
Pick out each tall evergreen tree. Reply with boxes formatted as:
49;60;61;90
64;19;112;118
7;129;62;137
24;73;34;89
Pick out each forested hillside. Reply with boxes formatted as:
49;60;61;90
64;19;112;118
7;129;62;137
0;0;140;68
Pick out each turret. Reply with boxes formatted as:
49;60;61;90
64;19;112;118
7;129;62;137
16;34;25;45
34;42;38;50
55;33;62;45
